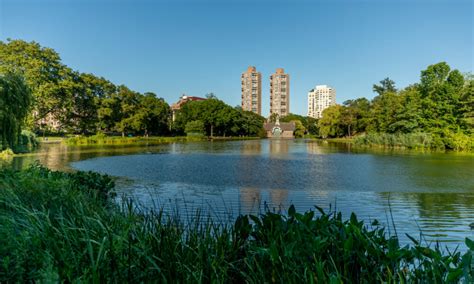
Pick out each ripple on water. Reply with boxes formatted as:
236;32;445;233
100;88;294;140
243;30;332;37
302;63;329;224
71;139;474;251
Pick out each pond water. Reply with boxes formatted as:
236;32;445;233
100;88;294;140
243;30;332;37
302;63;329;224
8;139;474;250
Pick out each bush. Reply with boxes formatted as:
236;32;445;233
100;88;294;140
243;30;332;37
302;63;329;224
0;148;15;159
18;130;38;150
442;131;473;151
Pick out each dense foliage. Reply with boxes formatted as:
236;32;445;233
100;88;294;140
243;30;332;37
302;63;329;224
0;40;171;136
0;39;266;138
0;72;35;152
2;39;472;146
0;165;472;282
173;98;266;137
318;63;473;150
279;113;319;137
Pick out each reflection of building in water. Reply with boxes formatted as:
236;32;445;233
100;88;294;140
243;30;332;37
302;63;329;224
239;188;261;212
306;142;325;155
269;140;289;155
240;141;262;155
269;189;288;208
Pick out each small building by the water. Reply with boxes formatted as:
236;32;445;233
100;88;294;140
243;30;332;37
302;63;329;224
263;120;295;138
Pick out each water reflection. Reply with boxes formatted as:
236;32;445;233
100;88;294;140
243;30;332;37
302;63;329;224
239;188;261;211
4;139;474;250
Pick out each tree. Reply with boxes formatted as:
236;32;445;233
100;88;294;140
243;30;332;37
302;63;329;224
63;72;100;134
420;62;451;94
196;99;228;137
368;91;402;133
292;120;306;138
269;113;279;123
185;120;205;136
140;93;171;136
418;62;464;132
318;105;343;138
373;77;397;96
0;72;32;150
305;117;319;136
389;87;423;133
240;110;265;137
0;39;72;129
459;76;474;132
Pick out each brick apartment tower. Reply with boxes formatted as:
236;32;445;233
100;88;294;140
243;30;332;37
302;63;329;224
270;68;290;117
241;66;262;115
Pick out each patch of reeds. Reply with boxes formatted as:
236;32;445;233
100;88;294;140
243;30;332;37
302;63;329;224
65;134;205;146
65;134;259;146
354;132;474;151
0;165;472;282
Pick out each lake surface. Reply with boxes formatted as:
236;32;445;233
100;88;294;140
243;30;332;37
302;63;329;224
7;139;474;250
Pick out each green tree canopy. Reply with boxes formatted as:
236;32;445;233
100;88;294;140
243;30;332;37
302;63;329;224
0;72;32;150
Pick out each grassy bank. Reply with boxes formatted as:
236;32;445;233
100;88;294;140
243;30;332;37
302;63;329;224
314;132;474;152
65;134;260;146
65;134;204;146
1;166;473;282
353;132;474;151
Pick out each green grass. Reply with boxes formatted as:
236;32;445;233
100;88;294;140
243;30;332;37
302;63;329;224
315;137;355;143
65;134;260;146
0;165;473;282
65;134;205;145
37;136;65;143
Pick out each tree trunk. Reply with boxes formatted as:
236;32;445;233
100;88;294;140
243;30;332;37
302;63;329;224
210;125;214;138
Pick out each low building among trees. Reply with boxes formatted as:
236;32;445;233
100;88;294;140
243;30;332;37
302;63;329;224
263;117;295;138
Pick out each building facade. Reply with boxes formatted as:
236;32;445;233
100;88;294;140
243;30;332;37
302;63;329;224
241;66;262;115
307;85;336;118
270;68;290;117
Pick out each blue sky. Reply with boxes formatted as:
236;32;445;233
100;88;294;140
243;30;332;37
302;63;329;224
1;0;472;116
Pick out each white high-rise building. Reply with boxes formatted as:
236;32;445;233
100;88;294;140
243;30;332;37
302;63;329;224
307;85;336;118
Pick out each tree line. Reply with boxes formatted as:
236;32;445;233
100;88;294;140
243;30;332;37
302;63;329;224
0;39;265;138
174;96;266;137
1;39;472;149
318;62;473;150
0;40;172;136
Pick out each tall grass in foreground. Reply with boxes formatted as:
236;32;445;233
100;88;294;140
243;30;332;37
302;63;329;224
0;166;473;282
